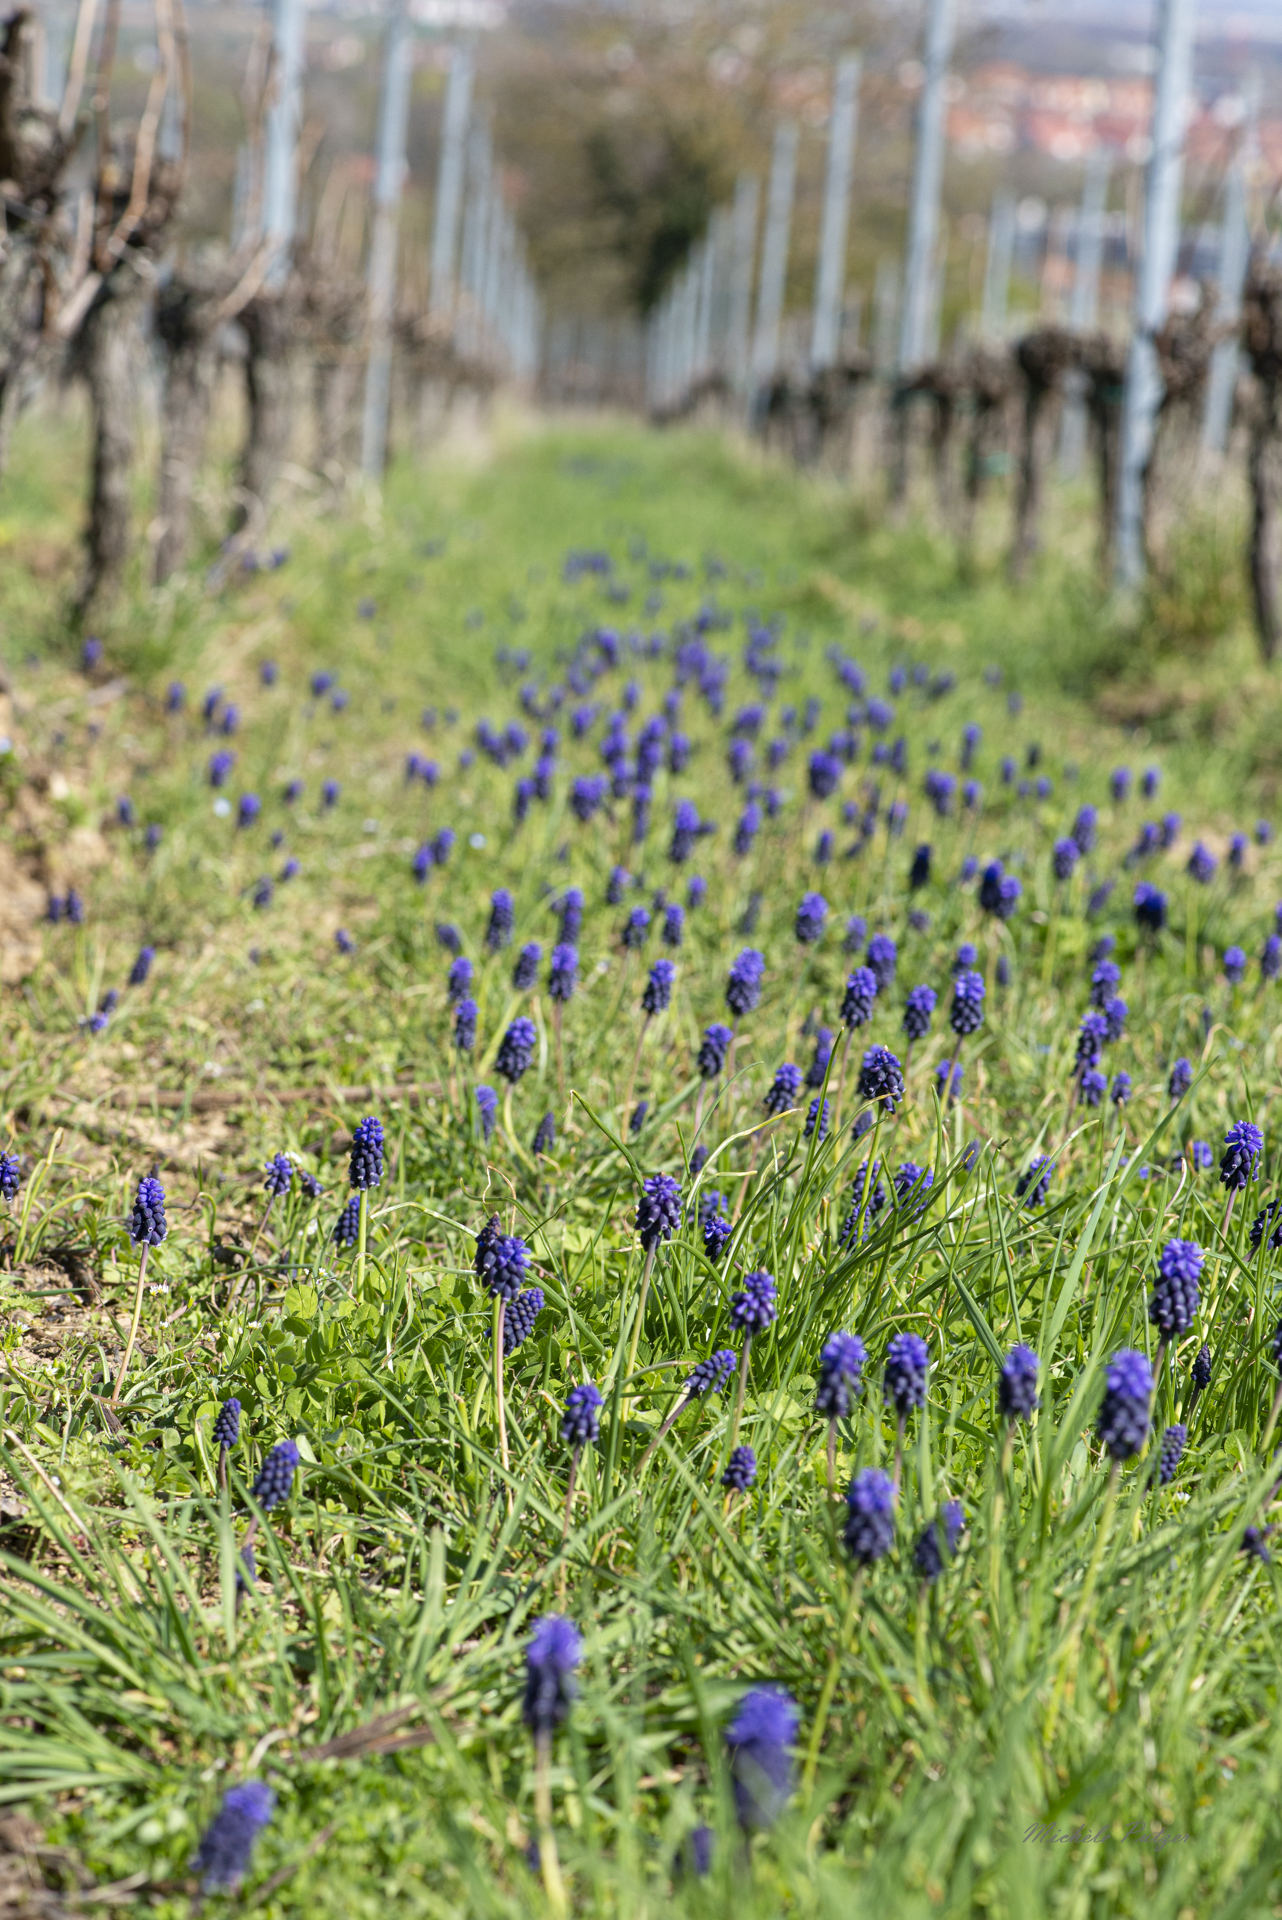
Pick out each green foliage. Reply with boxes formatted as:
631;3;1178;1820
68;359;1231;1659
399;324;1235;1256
0;414;1281;1915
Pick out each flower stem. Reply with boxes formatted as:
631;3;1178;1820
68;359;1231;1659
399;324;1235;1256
110;1242;150;1407
356;1189;368;1294
494;1297;510;1480
534;1729;568;1918
730;1333;753;1452
622;1243;656;1419
801;1568;863;1791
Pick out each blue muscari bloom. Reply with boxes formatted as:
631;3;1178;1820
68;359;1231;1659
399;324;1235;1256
1150;1238;1202;1337
1075;1011;1108;1074
703;1210;732;1262
636;1173;682;1251
0;1151;19;1201
561;1383;603;1450
807;1026;833;1089
334;928;354;954
475;1085;498;1142
1263;935;1282;982
804;1096;829;1141
263;1153;292;1197
858;1044;904;1113
621;906;651;950
251;1439;300;1511
213;1398;241;1449
642;959;675;1014
129;1174;167;1246
909;843;931;889
1103;996;1127;1042
349;1115;384;1190
1111;766;1132;801
725;949;765;1018
1159;811;1181;848
1015;1155;1053;1206
840;967;878;1027
1224;945;1247;985
496;1016;537;1081
1135;881;1167;932
1071;804;1097;854
726;1687;798;1833
935;1058;962;1103
697;1022;733;1079
840;1159;886;1243
684;1349;736;1398
669;798;701;861
503;1287;545;1354
447;955;473;1003
722;1445;757;1492
193;1781;275;1893
547;943;578;1003
1250;1201;1282;1253
333;1195;360;1246
1168;1056;1193;1100
554;888;583;942
808;750;841;800
913;1500;964;1582
1052;836;1079;880
866;932;897;990
605;866;629;906
1190;1140;1212;1170
1089;959;1121;1007
843;914;868;954
1221;1121;1264;1191
476;1219;530;1302
299;1171;323;1199
950;970;985;1036
902;984;936;1041
795;891;828;944
1192;1345;1212;1389
1079;1068;1107;1107
815;1332;865;1418
844;1467;895;1564
1142;765;1161;798
1187;841;1217;884
523;1615;582;1735
532;1112;556;1156
513;942;541;991
733;802;761;855
1156;1424;1187;1486
1110;1072;1132;1105
662;903;684;947
1096;1349;1152;1460
1229;833;1248;870
730;1268;777;1334
763;1063;803;1116
892;1161;933;1211
687;875;706;909
884;1331;928;1414
320;778;339;809
999;1345;1039;1420
486;889;515;952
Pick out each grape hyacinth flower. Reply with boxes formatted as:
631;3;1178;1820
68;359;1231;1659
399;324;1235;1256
486;889;515;952
844;1467;896;1565
556;887;584;941
662;903;684;947
1155;1424;1187;1487
1220;1120;1264;1192
547;944;578;1003
730;1269;777;1336
935;1058;963;1104
913;1501;964;1583
1110;1072;1132;1106
561;1382;602;1452
1263;935;1281;982
1103;996;1128;1043
839;1159;887;1245
1250;1201;1282;1255
1090;959;1121;1007
725;948;765;1019
950;970;985;1038
128;945;155;987
476;1085;498;1143
532;1112;556;1156
763;1063;803;1117
816;1330;866;1491
726;1687;798;1833
1224;946;1247;986
524;1615;582;1738
866;932;897;991
333;1196;360;1248
213;1397;241;1490
998;1345;1040;1424
475;1218;531;1301
496;1017;537;1083
1097;1349;1152;1462
722;1445;757;1494
1052;837;1079;882
804;1096;829;1141
640;1347;737;1471
641;959;675;1015
1168;1057;1192;1101
902;985;936;1043
1150;1238;1202;1352
795;891;828;944
513;942;541;991
113;1173;169;1404
447;955;473;1003
250;1438;299;1513
1015;1155;1053;1207
636;1173;682;1252
840;967;878;1028
858;1044;904;1114
193;1782;275;1894
1187;841;1217;885
0;1151;20;1201
1079;1069;1107;1108
884;1332;929;1418
502;1287;545;1354
807;1026;834;1090
697;1023;733;1080
1135;882;1167;933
